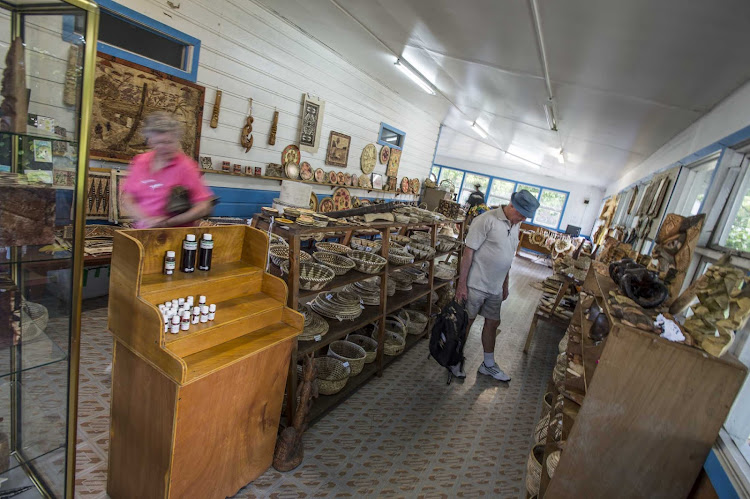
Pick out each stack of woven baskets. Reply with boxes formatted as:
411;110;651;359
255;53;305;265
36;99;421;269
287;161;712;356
389;271;414;291
405;309;428;335
297;305;329;341
313;251;355;275
314;357;350;395
350;237;381;253
328;340;367;376
348;251;387;274
406;241;436;261
310;292;364;321
346;333;378;364
434;262;457;281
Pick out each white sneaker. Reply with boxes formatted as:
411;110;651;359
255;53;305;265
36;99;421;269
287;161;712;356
449;363;466;378
478;362;511;382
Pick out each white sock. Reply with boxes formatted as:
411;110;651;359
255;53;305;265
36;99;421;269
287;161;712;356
483;352;495;367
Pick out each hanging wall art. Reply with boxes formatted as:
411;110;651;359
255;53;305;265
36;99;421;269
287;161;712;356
361;143;376;174
90;53;205;162
299;94;325;153
326;131;351;167
386;148;401;177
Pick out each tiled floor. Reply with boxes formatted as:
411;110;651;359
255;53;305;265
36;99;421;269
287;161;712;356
74;255;561;498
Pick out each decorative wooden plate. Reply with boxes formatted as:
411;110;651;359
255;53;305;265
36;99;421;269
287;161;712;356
300;161;313;181
400;177;410;194
360;198;371;207
332;187;352;211
410;178;420;194
309;192;319;211
319;197;334;213
379;145;390;165
285;161;300;179
314;168;325;182
281;144;300;165
337;171;345;185
358;174;371;189
344;173;352;186
361;143;377;174
351;173;358;187
328;171;337;184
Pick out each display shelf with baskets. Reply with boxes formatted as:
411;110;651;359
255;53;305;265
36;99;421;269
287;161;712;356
307;361;379;423
251;214;466;423
530;262;748;499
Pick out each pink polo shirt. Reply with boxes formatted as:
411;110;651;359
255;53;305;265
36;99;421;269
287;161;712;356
120;151;214;228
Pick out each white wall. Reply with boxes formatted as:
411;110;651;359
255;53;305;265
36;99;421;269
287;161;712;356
434;155;604;235
607;79;750;195
90;0;443;202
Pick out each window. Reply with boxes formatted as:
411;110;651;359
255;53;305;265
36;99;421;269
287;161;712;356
674;158;718;217
438;167;464;190
716;159;750;254
377;123;406;150
430;165;441;182
534;189;568;229
64;0;200;82
458;173;490;205
487;179;515;207
515;183;541;198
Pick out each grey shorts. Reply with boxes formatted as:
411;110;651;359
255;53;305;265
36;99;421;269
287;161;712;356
465;287;502;321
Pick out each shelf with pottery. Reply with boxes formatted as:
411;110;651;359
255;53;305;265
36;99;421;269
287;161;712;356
107;225;303;499
531;263;748;499
259;215;466;425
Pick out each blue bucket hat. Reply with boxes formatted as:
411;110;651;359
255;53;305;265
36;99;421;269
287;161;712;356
511;190;540;219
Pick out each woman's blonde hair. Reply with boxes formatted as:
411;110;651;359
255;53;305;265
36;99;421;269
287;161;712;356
142;111;183;138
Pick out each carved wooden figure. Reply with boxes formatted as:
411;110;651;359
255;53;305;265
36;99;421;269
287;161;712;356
268;110;279;145
273;354;317;472
241;98;254;153
650;213;705;304
210;89;221;128
0;38;27;133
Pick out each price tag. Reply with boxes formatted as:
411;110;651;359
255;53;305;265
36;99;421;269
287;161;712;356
360;304;365;309
326;293;333;300
314;334;322;342
365;247;372;252
342;362;350;368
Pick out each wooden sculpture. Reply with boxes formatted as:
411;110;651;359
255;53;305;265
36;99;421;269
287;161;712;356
596;237;633;264
0;38;27;133
63;45;81;107
273;354;317;472
681;259;749;357
268;110;279;145
650;213;705;304
240;98;253;153
210;89;222;128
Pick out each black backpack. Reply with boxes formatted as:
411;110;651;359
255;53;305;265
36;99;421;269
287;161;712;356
429;300;469;383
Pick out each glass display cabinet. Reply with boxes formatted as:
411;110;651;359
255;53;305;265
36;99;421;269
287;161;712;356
0;0;98;496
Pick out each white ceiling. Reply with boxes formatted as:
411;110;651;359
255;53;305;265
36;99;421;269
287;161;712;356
255;0;750;188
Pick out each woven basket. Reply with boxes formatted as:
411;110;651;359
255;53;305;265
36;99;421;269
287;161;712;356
316;241;352;255
346;334;378;364
406;241;435;260
546;450;561;479
436;235;457;252
269;233;288;247
21;301;48;341
270;246;312;267
390;234;411;245
388;248;414;266
534;413;550;444
350;237;382;253
313;251;355;275
328;340;367;376
543;392;554;413
294;262;336;290
384;316;407;339
298;309;329;342
348;250;387;274
410;231;431;244
315;356;350;395
405;309;428;335
396;309;410;331
383;331;406;356
526;444;545;497
558;333;569;354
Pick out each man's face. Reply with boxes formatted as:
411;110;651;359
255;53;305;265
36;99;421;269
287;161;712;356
149;132;181;160
506;204;527;225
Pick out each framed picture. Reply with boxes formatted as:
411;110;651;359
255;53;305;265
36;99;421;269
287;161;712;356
90;53;205;163
386;148;401;177
371;173;383;190
299;94;325;153
326;131;350;167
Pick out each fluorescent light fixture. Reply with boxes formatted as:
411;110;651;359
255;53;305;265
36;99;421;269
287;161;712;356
471;121;488;139
395;58;436;95
557;148;565;163
543;101;557;131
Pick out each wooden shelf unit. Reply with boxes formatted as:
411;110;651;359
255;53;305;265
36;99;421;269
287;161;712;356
251;215;465;424
535;262;747;499
107;226;302;499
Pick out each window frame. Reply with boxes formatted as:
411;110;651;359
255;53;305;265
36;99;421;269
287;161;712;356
711;157;750;257
63;0;201;82
486;177;516;208
458;173;491;205
534;187;570;230
377;122;406;151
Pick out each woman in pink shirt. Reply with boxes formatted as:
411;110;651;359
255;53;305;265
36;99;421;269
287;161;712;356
121;112;214;228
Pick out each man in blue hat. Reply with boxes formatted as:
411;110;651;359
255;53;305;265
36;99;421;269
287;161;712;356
453;190;540;381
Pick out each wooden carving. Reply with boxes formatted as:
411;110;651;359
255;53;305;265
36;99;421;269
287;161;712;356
0;38;27;133
651;213;705;304
210;89;221;128
273;354;317;472
268;110;279;145
63;45;81;107
240;99;253;153
596;237;633;264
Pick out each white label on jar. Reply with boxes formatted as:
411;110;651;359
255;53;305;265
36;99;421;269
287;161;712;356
200;240;214;249
314;334;322;342
165;261;176;270
183;240;197;250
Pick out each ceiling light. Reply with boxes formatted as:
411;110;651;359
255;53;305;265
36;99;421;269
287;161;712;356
471;121;488;139
557;149;564;164
395;58;436;95
543;101;557;131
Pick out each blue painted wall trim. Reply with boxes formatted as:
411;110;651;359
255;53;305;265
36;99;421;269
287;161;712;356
705;449;740;499
377;122;406;151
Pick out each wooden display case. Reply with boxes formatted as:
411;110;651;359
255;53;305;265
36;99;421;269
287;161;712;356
252;215;465;423
107;226;302;499
536;262;747;498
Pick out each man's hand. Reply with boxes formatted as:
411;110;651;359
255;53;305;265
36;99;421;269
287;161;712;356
140;216;169;228
502;277;509;301
456;282;469;304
